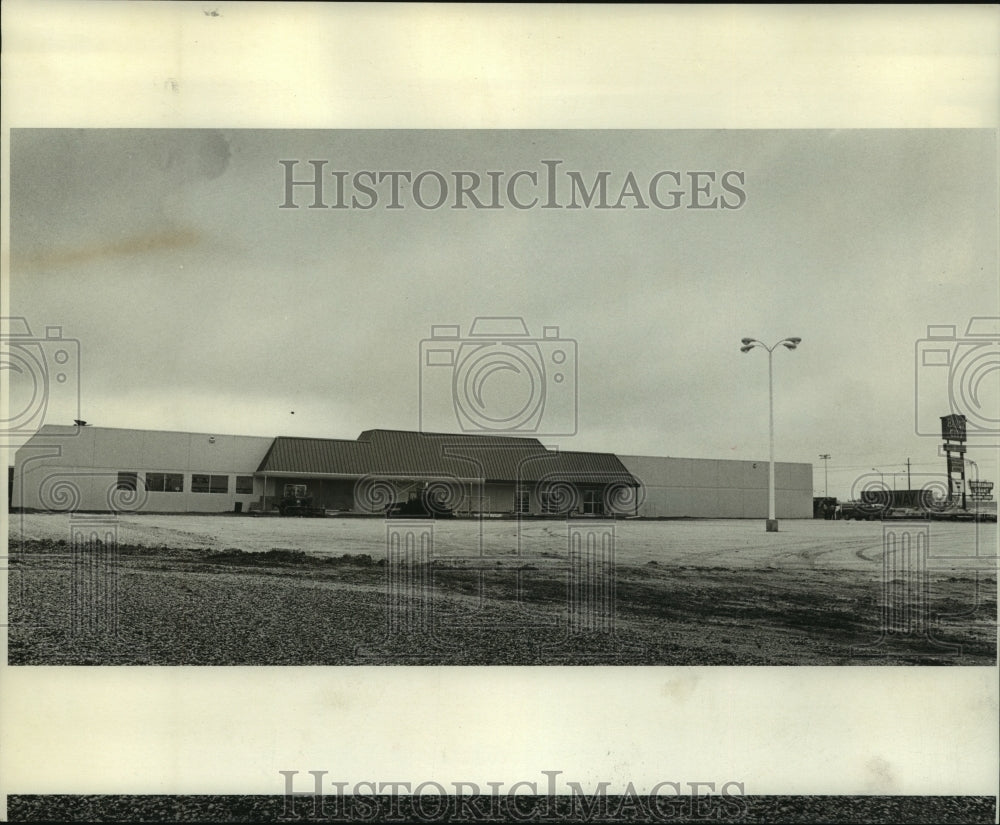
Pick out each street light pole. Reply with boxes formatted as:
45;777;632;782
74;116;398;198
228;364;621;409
819;454;831;498
871;466;891;512
741;336;802;532
965;457;978;519
768;348;775;527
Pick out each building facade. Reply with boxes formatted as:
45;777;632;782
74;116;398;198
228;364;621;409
12;425;813;519
256;429;640;517
618;454;813;519
12;425;272;514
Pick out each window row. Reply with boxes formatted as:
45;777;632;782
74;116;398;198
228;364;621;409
522;487;609;515
116;472;254;494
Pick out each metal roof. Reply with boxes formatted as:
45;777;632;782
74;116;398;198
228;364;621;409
257;429;638;485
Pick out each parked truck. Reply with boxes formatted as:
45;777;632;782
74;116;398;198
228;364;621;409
277;484;325;517
839;500;892;521
387;485;455;519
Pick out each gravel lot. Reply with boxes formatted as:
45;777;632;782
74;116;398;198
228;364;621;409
10;512;997;569
7;514;995;665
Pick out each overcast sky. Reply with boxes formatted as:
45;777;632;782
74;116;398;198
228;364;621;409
8;129;999;499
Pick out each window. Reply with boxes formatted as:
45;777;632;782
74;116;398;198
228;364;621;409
235;476;253;495
583;489;604;515
283;483;307;498
192;474;228;494
540;483;580;515
514;486;529;515
540;491;561;514
116;471;138;491
146;472;184;492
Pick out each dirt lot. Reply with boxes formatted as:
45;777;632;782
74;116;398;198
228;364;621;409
7;514;997;665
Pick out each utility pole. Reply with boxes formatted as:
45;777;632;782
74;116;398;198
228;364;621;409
819;454;831;498
906;457;911;490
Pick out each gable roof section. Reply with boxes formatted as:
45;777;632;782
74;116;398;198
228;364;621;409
257;429;637;485
256;437;373;475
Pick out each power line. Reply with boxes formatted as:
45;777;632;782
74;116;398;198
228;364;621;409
818;461;956;471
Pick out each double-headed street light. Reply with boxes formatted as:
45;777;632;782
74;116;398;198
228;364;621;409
819;454;831;498
740;336;802;532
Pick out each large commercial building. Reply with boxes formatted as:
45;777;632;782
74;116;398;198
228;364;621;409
12;424;813;518
618;455;813;519
12;425;272;515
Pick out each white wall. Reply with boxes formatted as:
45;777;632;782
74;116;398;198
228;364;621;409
618;455;813;518
12;425;273;513
12;426;814;519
